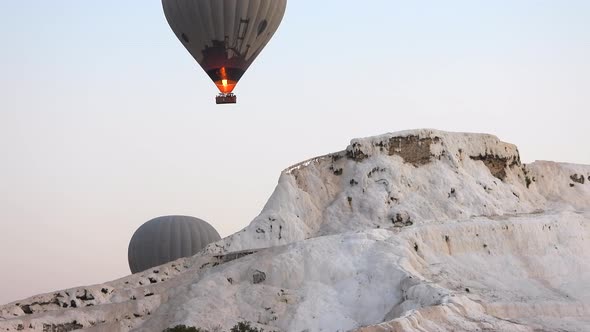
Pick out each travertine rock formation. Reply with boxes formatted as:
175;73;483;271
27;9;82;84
1;129;589;332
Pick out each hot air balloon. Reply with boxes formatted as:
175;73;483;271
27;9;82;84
127;215;221;274
162;0;288;104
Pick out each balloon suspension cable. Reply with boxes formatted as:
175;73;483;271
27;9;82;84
216;93;237;104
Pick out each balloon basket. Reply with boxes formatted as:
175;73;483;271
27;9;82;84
216;93;237;104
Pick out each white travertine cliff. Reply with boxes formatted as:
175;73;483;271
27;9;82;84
1;129;589;332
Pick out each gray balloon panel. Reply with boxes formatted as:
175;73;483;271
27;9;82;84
162;0;287;66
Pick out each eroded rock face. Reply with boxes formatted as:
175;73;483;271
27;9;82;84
387;135;441;166
346;142;369;162
346;135;443;166
342;130;525;182
470;153;520;180
207;130;540;255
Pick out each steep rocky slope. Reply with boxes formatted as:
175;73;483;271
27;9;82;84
1;129;589;332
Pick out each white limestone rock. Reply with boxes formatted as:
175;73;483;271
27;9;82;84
1;129;589;332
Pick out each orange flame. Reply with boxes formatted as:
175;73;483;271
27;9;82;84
215;67;236;94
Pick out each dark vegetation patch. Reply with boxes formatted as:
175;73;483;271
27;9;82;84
213;250;256;264
42;320;83;332
164;325;206;332
76;290;94;301
523;165;535;188
525;176;532;188
163;321;267;332
391;213;413;227
367;167;385;178
570;174;585;184
448;188;456;198
253;270;266;284
346;142;369;162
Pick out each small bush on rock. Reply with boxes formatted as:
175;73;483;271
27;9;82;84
231;321;262;332
163;325;207;332
163;322;262;332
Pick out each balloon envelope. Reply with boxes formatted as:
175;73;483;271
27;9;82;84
162;0;288;94
128;215;221;274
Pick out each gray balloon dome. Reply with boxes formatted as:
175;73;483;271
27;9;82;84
128;215;221;274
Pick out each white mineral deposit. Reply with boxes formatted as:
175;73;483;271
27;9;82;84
1;130;589;332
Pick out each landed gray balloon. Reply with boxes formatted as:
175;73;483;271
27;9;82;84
128;215;221;274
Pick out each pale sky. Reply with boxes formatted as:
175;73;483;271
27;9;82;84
1;1;589;305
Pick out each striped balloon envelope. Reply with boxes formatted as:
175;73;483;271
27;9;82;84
128;215;221;274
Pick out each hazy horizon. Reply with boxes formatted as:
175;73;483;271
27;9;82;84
1;0;589;304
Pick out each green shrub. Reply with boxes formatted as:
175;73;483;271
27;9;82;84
163;325;208;332
163;321;262;332
230;321;262;332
